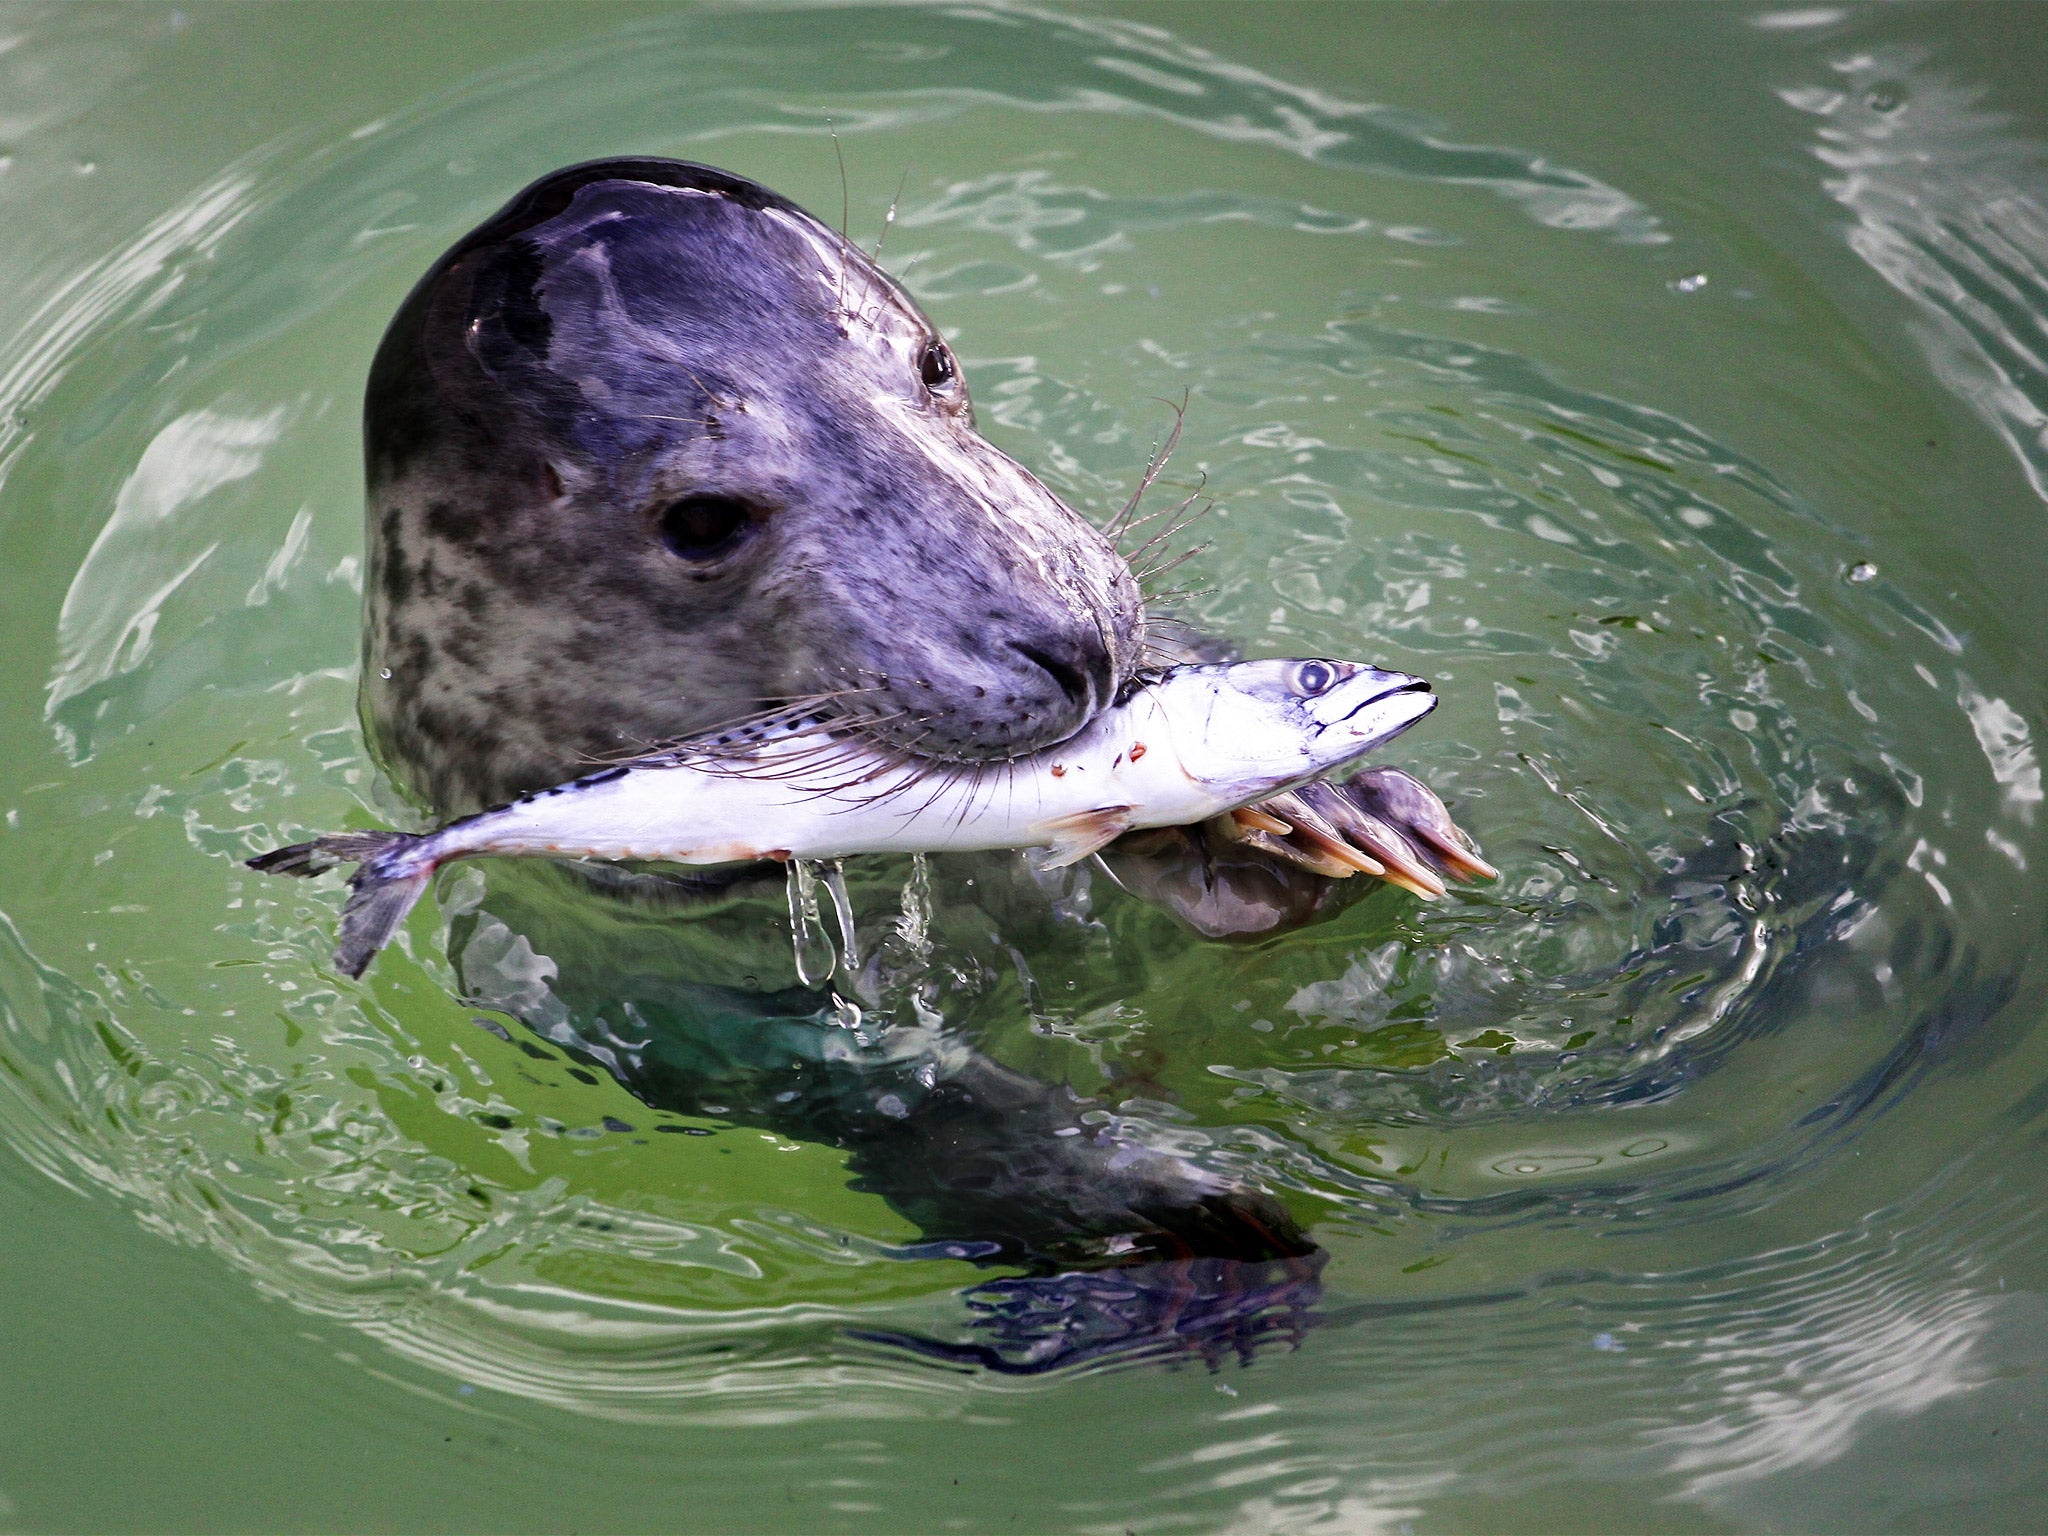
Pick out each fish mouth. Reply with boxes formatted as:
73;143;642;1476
1332;676;1432;726
1312;673;1436;760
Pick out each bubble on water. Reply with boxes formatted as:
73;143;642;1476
1669;272;1709;294
1846;561;1879;583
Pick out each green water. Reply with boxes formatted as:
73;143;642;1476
3;1;2047;1528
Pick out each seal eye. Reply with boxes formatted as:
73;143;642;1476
657;494;754;563
1294;660;1337;695
919;339;956;392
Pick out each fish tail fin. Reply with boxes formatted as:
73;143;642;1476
332;858;435;978
246;830;437;978
246;830;415;878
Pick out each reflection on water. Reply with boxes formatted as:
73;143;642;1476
0;1;2043;1525
1786;45;2048;504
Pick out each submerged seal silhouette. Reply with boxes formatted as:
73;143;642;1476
364;158;1143;815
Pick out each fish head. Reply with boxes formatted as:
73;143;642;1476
1169;658;1436;801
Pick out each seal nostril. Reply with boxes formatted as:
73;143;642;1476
1012;639;1109;716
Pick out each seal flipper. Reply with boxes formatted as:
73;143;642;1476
1035;806;1135;868
247;830;436;978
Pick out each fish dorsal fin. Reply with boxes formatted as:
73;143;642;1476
1035;805;1136;868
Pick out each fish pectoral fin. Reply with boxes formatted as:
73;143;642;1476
1035;806;1138;867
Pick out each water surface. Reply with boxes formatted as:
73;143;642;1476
1;2;2046;1530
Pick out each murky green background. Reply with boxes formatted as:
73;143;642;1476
2;2;2046;1529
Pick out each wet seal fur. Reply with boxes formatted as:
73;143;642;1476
365;158;1144;815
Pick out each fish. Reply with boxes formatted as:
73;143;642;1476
248;658;1441;977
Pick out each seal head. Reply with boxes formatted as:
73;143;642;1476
364;158;1144;813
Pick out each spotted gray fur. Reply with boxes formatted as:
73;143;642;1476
362;159;1143;815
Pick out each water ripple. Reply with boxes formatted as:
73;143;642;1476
0;3;2036;1463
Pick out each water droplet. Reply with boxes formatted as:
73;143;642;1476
785;859;836;986
819;859;860;971
1668;273;1709;294
378;667;393;680
1846;561;1878;584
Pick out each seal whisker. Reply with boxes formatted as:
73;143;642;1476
869;166;911;263
678;367;739;413
819;138;900;339
953;756;1006;834
1127;495;1215;564
695;717;906;777
688;705;921;783
829;121;854;326
1134;543;1213;588
566;687;898;774
1105;394;1188;547
1114;476;1207;544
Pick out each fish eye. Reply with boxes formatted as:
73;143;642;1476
1293;659;1338;695
919;339;956;392
657;494;755;563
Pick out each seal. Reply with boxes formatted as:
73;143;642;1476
344;158;1496;1369
363;158;1144;817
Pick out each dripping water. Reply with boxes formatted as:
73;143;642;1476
784;857;837;986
